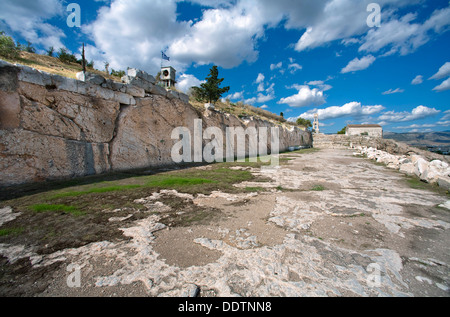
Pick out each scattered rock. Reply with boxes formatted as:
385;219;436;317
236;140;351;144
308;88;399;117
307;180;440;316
354;146;450;189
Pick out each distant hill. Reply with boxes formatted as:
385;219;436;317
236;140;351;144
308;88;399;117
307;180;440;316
384;131;450;151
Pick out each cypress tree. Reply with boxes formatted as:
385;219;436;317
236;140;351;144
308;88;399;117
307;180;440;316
193;65;230;104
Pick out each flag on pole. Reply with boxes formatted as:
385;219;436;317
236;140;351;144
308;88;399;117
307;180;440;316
161;51;170;61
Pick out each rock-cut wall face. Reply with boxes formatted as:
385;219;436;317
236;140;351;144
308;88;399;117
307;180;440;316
0;60;312;186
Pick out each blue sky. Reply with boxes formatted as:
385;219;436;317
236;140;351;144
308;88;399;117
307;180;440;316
1;0;449;134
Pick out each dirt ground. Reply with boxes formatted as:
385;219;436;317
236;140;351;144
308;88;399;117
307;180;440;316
0;148;449;297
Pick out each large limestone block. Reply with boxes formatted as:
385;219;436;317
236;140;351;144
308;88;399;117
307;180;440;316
17;82;120;143
399;162;415;175
133;77;155;93
20;96;82;140
125;85;145;98
438;177;450;190
179;92;190;104
146;83;167;97
51;74;78;93
114;91;136;105
166;90;179;100
18;65;52;86
76;71;106;85
0;129;110;186
111;81;127;93
110;96;199;171
0;61;19;92
127;68;156;84
0;91;21;129
414;157;429;178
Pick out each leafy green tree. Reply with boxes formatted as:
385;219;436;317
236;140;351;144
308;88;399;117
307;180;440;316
24;41;35;53
57;48;77;64
0;31;19;59
47;46;55;57
192;65;230;104
111;69;126;78
296;117;312;128
337;127;346;134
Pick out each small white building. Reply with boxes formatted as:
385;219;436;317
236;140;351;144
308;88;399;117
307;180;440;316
160;66;176;89
346;124;383;137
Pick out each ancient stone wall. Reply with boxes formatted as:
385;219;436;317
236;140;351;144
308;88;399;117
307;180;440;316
312;133;449;189
313;133;449;162
0;60;311;186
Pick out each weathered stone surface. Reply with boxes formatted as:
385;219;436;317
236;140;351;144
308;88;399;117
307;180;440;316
0;62;19;92
18;82;120;143
76;72;106;85
438;177;450;190
0;61;311;186
114;91;136;105
415;158;429;178
166;90;179;100
179;92;189;104
20;96;82;140
111;81;127;93
0;129;110;186
146;83;167;97
110;96;199;170
399;162;415;175
51;74;78;93
0;91;21;129
18;65;52;86
128;76;154;94
125;85;145;98
127;68;156;84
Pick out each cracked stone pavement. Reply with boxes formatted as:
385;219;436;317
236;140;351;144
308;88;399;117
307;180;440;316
2;148;449;297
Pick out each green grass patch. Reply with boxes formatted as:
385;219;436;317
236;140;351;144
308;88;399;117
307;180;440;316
145;177;215;187
406;177;429;190
311;185;325;191
30;204;85;216
289;147;320;155
0;227;24;237
244;186;265;192
45;169;251;200
49;184;143;199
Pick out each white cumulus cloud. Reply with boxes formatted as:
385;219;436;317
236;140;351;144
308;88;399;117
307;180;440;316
278;85;326;108
432;77;450;92
430;62;450;80
0;0;65;51
293;102;384;121
176;74;205;94
341;55;376;73
411;75;423;85
378;105;440;122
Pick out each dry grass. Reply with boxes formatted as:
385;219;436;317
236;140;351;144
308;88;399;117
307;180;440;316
1;51;122;82
189;98;300;128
